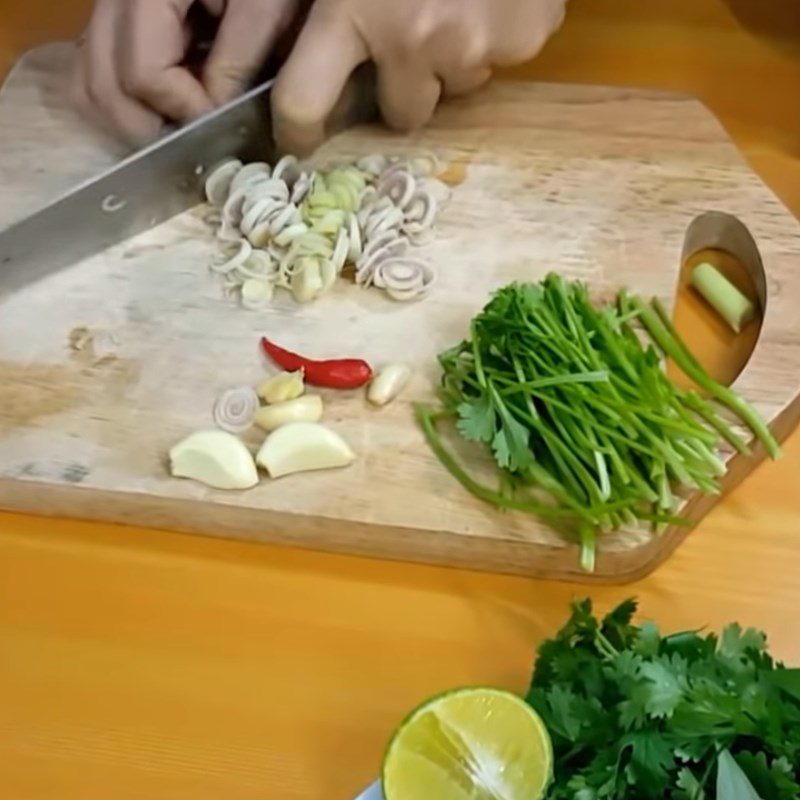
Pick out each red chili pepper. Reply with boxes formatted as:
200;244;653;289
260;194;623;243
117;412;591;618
260;337;373;389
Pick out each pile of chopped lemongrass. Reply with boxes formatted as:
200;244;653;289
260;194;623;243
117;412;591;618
204;154;449;307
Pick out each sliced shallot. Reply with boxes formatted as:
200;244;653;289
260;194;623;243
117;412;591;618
213;386;260;433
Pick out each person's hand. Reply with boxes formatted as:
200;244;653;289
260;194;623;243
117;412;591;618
272;0;568;154
72;0;300;146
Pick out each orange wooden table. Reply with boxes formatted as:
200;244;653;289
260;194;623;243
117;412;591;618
1;2;799;799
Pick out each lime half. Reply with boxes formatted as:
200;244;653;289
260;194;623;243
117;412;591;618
382;687;553;800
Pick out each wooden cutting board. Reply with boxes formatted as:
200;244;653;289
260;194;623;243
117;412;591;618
1;43;799;582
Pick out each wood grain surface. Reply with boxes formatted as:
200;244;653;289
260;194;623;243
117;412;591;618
1;2;800;799
2;44;800;582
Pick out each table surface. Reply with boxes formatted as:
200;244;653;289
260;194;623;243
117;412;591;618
1;2;799;798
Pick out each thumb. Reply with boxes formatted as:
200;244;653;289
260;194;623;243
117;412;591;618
204;0;297;105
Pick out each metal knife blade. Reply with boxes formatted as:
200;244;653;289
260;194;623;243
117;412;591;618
0;60;377;296
0;80;276;296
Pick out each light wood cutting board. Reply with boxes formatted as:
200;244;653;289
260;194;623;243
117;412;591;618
1;43;799;582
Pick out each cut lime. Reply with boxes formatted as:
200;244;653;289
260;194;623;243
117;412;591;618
382;687;553;800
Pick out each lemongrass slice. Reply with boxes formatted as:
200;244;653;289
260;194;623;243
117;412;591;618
373;258;435;301
205;159;242;207
403;189;437;227
407;153;440;177
211;239;252;274
240;197;283;236
243;178;290;206
229;161;271;193
376;170;415;209
357;154;389;176
268;203;298;235
272;155;301;184
237;250;279;282
170;429;258;490
290;171;314;204
273;222;309;248
241;279;274;309
213;386;260;433
347;212;362;261
331;228;349;273
291;257;324;303
221;186;251;226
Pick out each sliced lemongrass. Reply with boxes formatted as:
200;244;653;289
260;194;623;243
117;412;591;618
213;386;260;433
205;158;242;207
221;186;250;226
357;154;389;175
403;189;437;227
211;239;252;274
229;161;270;193
253;395;323;432
290;172;313;204
273;222;309;247
170;429;258;490
242;177;289;204
367;363;412;406
377;170;415;209
240;197;282;236
319;258;338;292
291;257;324;303
330;228;349;273
346;212;362;261
258;370;305;404
407;152;440;176
268;203;297;235
255;422;355;478
241;278;274;309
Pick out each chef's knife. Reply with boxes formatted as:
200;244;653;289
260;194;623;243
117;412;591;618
0;64;376;296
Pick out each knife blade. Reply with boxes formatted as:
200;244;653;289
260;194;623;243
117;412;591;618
0;62;377;296
0;80;275;296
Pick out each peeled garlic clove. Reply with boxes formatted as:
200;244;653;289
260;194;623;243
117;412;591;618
258;370;305;403
367;363;412;406
256;422;355;478
253;395;323;431
169;429;258;490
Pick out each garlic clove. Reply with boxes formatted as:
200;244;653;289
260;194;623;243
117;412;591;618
252;395;323;432
367;363;412;406
169;429;258;490
257;370;305;403
256;422;355;478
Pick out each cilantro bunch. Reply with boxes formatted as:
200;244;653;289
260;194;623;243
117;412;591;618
417;275;779;570
526;599;800;799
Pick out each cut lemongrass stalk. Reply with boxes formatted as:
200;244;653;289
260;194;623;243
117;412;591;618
691;262;756;333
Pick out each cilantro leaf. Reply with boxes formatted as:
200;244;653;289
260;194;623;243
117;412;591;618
456;395;496;443
639;655;687;719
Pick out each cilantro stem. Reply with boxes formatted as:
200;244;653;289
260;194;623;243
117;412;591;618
631;297;781;459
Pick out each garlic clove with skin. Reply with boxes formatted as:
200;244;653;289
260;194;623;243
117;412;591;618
256;422;355;478
169;429;258;490
367;363;412;406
